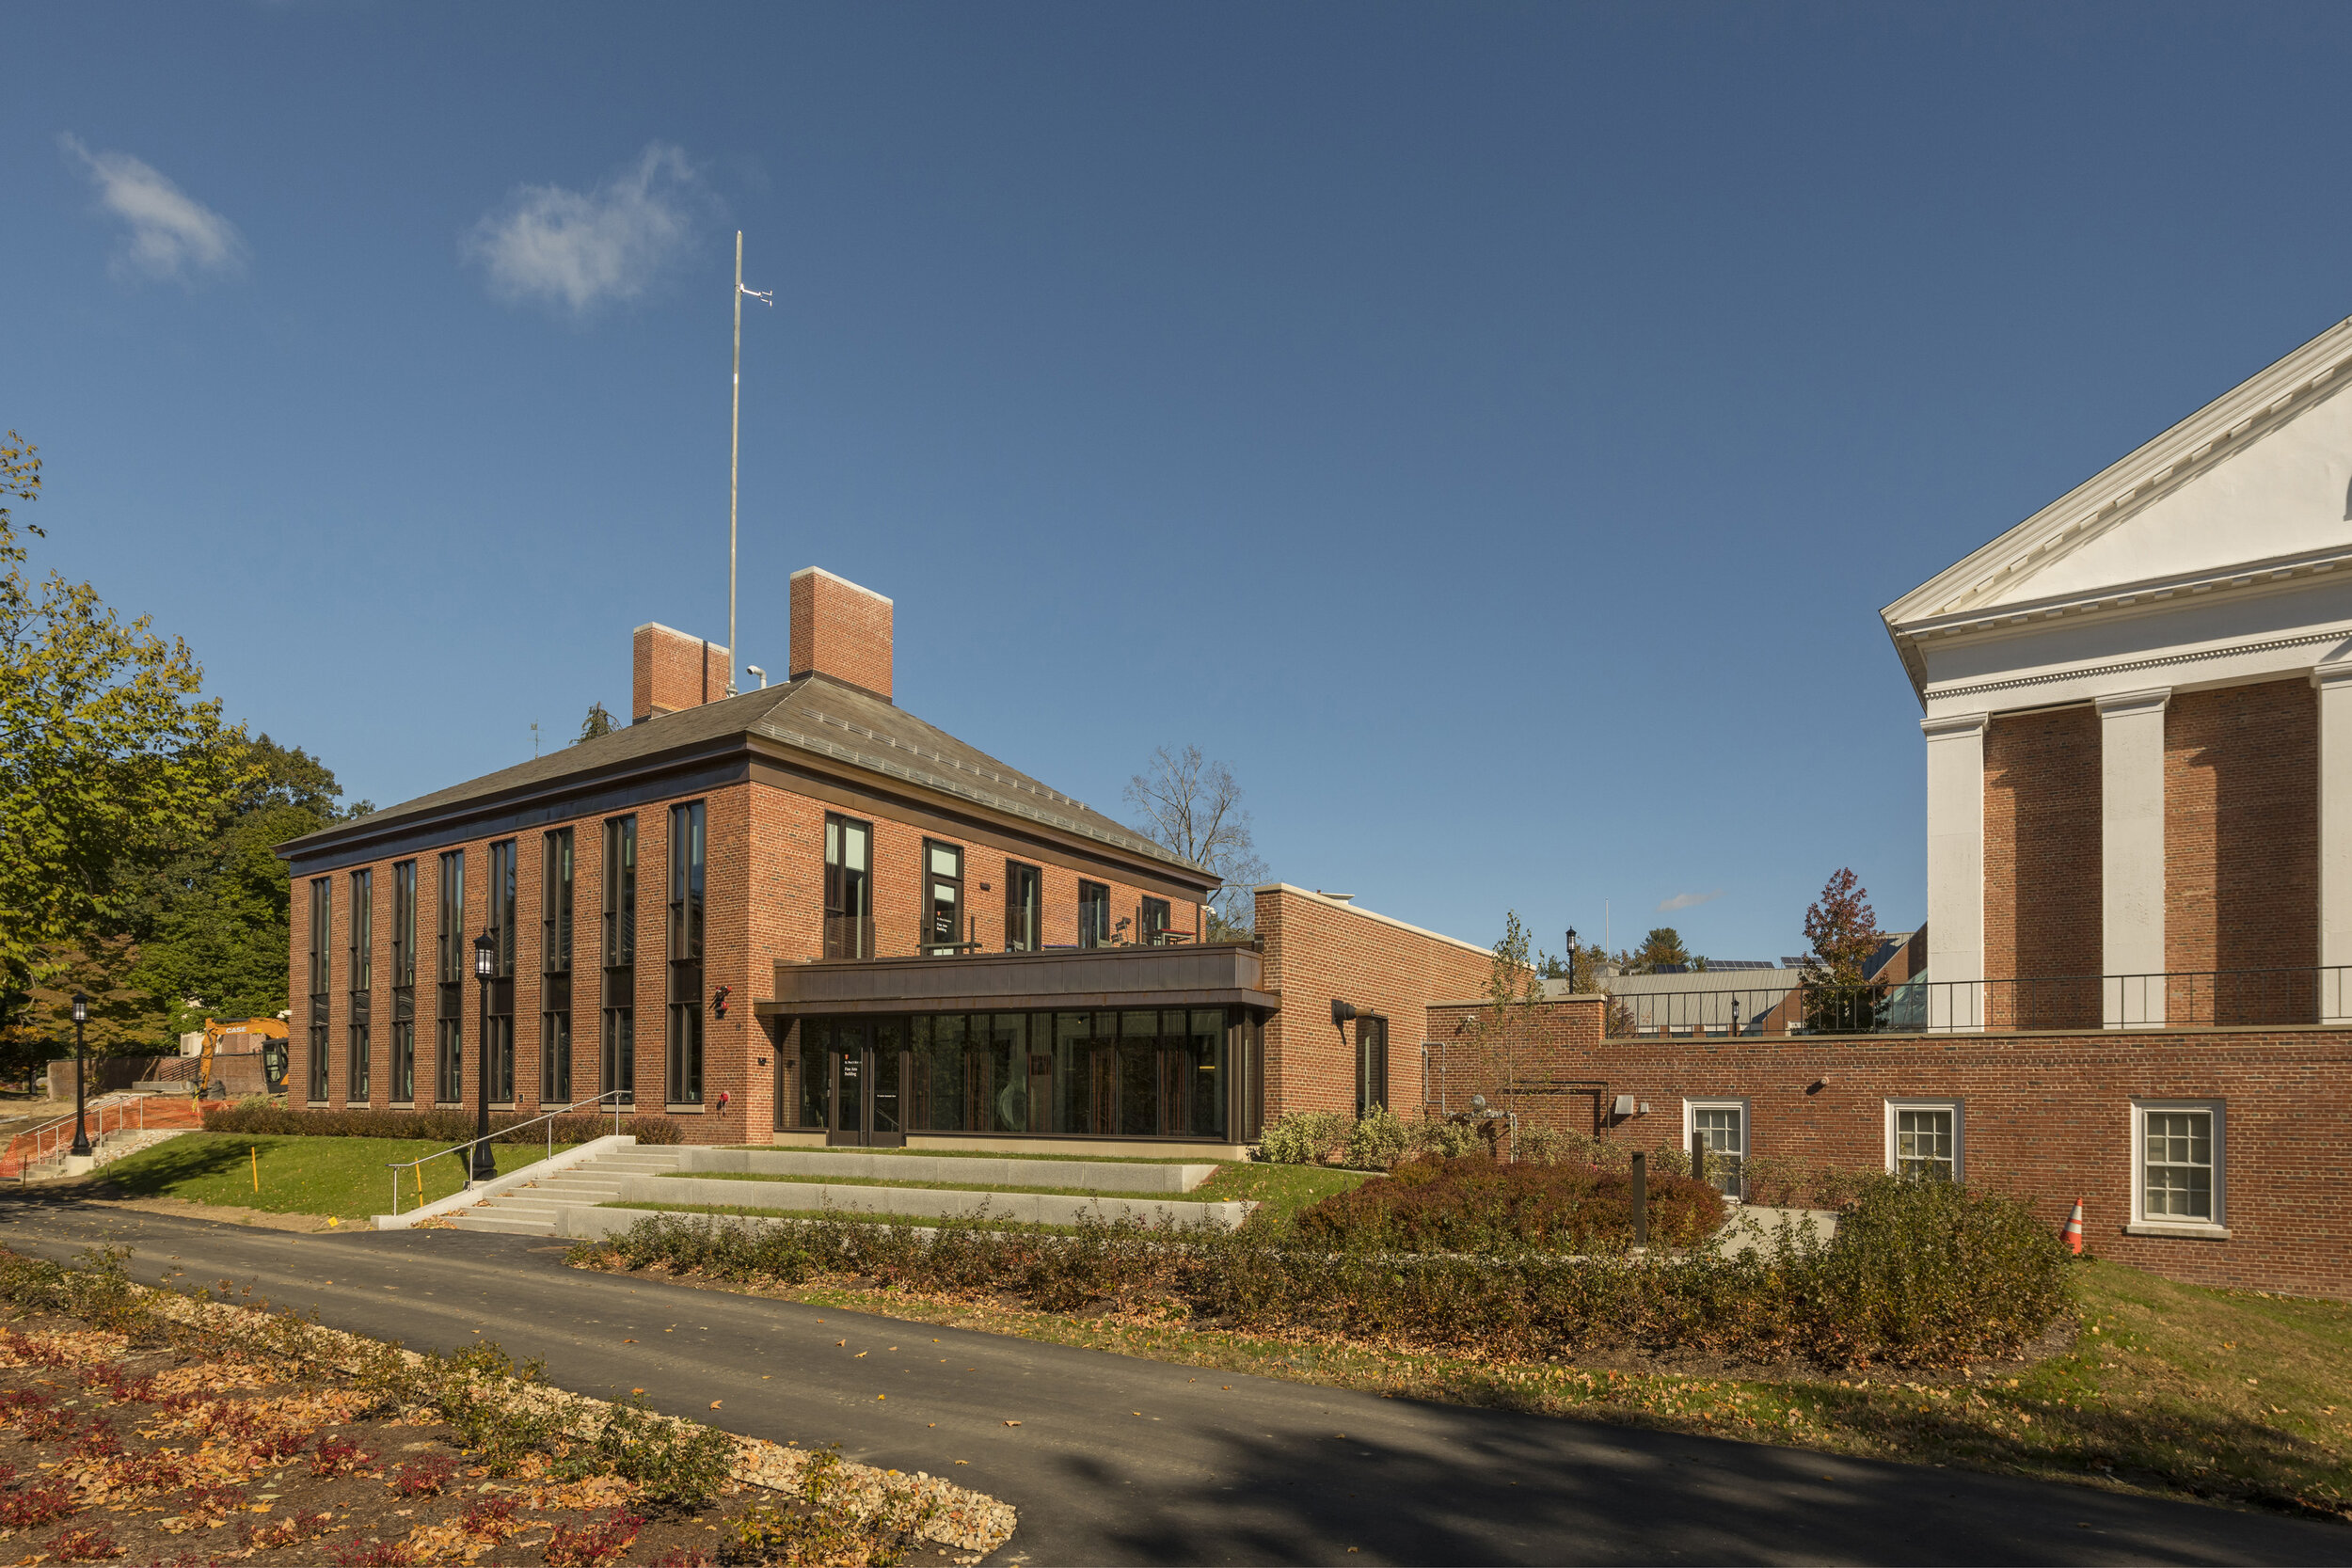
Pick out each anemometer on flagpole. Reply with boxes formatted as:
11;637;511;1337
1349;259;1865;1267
729;230;772;698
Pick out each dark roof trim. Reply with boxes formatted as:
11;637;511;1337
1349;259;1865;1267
279;745;744;876
755;990;1279;1018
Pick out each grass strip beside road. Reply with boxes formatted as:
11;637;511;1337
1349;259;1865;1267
84;1132;571;1226
576;1246;2352;1523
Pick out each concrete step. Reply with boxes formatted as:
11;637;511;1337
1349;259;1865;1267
453;1213;557;1234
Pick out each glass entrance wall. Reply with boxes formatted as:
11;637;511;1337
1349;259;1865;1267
796;1006;1243;1139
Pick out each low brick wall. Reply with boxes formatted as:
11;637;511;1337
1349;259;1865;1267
1424;997;2352;1299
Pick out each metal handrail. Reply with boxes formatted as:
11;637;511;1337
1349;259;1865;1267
1599;965;2352;1037
385;1088;632;1216
8;1094;144;1181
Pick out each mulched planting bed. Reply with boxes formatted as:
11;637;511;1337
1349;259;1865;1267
0;1251;1013;1566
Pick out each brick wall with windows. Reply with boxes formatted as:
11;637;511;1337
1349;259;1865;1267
1424;997;2352;1299
1253;885;1492;1122
294;771;1204;1148
1982;705;2103;1013
2165;678;2318;995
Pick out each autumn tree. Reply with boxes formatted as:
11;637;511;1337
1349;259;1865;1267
1802;867;1882;986
0;433;245;1042
1123;744;1268;939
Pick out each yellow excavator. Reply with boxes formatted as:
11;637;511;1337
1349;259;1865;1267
194;1018;289;1100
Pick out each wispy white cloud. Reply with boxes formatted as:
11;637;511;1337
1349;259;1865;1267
465;143;703;314
1656;889;1723;913
58;135;247;284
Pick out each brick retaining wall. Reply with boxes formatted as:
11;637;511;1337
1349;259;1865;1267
1425;997;2352;1298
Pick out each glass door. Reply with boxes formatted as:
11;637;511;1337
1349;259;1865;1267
825;1020;907;1148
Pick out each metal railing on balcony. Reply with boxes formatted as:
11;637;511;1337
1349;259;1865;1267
818;914;1200;961
1600;966;2352;1037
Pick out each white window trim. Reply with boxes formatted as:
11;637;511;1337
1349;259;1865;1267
1682;1098;1749;1198
1883;1098;1964;1181
1682;1098;1750;1149
2128;1099;2230;1239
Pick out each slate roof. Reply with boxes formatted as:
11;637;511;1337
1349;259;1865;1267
278;673;1206;878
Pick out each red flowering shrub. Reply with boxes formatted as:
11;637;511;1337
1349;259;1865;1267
1292;1155;1726;1252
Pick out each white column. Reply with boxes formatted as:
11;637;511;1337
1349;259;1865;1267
2315;661;2352;1022
1923;713;1987;1031
2095;688;2170;1028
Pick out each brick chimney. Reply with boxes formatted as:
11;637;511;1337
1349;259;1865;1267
632;623;732;722
789;568;893;702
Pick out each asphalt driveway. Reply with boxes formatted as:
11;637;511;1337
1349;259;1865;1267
0;1199;2339;1565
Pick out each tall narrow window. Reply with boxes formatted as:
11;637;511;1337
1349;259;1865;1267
1077;881;1111;949
307;878;331;1101
1139;896;1171;946
602;816;636;1104
1690;1101;1747;1199
823;814;873;958
666;802;706;1104
542;828;574;1103
923;841;964;955
346;868;373;1104
389;861;416;1103
1354;1015;1388;1117
485;840;516;1103
1004;862;1041;952
436;850;465;1103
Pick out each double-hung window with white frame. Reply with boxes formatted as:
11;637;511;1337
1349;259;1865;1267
2130;1100;2227;1237
1884;1100;1963;1182
1683;1099;1747;1199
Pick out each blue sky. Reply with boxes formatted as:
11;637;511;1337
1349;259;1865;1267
8;2;2352;960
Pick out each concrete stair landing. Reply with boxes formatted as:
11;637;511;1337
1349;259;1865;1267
450;1146;687;1236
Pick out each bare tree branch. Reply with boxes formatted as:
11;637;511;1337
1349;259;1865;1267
1124;744;1268;937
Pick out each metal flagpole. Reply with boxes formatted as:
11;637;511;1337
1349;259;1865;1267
728;231;772;699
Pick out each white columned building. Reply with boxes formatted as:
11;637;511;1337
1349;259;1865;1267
1885;317;2352;1030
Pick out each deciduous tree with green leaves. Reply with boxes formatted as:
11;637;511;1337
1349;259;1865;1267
0;432;244;1038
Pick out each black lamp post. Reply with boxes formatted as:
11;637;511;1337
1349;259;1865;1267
471;930;498;1183
1565;928;1578;990
68;993;90;1158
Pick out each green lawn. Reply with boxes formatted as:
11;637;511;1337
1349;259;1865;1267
1193;1164;1370;1229
93;1132;570;1226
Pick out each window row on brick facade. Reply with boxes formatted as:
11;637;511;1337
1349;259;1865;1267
821;810;1178;959
1686;1095;2226;1233
301;805;702;1112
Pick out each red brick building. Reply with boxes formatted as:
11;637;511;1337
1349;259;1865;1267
278;571;1487;1154
1425;319;2352;1298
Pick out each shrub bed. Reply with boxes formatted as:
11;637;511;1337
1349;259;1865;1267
199;1104;685;1147
1292;1155;1724;1251
581;1174;2072;1370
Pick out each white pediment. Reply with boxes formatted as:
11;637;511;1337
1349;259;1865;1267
1980;378;2352;607
1886;317;2352;635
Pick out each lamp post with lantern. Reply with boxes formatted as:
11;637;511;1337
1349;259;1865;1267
68;992;90;1159
471;930;499;1183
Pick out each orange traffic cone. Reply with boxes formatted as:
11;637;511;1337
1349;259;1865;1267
2062;1197;2085;1256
